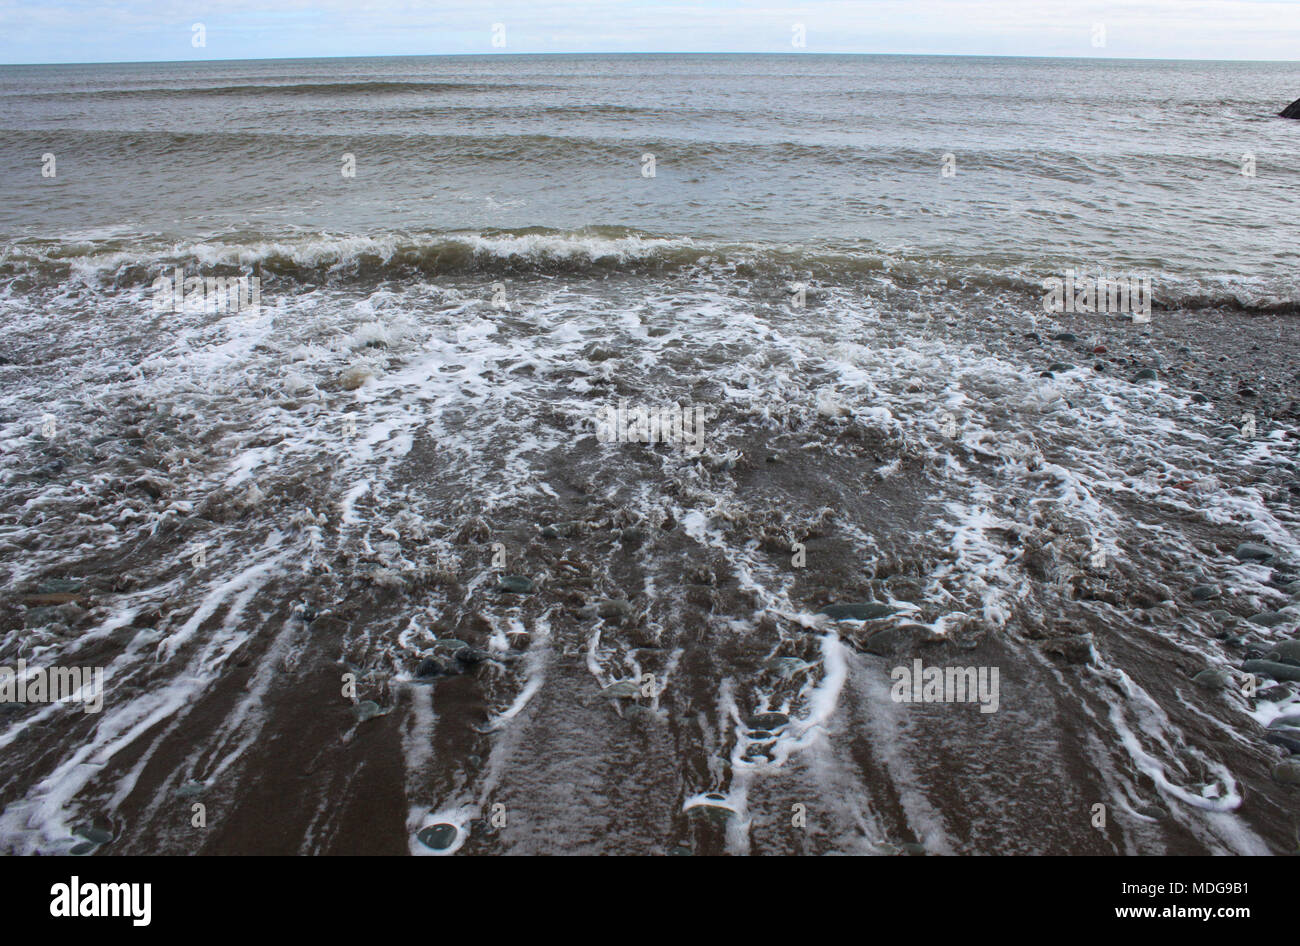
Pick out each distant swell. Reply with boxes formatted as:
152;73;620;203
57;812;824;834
11;80;561;100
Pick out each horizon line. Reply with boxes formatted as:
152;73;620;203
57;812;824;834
3;50;1299;68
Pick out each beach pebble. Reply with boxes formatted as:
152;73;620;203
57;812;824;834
1266;732;1300;754
582;598;635;621
354;700;387;722
496;574;535;594
861;624;924;657
415;657;452;678
1249;611;1292;628
819;602;896;621
1189;584;1219;601
1242;659;1300;683
73;825;113;846
416;823;459;850
539;521;580;539
1133;368;1158;382
37;578;84;595
1271;760;1300;786
601;680;641;700
1192;668;1233;690
1265;640;1300;665
1234;542;1274;562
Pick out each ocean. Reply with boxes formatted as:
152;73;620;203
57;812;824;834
0;53;1298;855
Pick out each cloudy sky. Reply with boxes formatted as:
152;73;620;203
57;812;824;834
1;0;1297;64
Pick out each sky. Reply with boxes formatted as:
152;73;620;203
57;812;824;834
0;0;1298;65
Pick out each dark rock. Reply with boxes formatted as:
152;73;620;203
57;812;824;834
745;712;789;730
1266;732;1300;754
582;598;634;621
1265;640;1300;665
1248;611;1292;628
354;700;387;722
37;578;84;595
496;574;535;594
1243;659;1300;683
415;657;451;678
1234;542;1274;562
1043;635;1093;665
1189;584;1219;601
1047;362;1074;373
73;825;113;846
1192;668;1233;690
540;521;580;539
1133;369;1158;382
1051;332;1077;342
861;624;923;656
1272;759;1300;785
416;823;459;850
819;602;896;621
22;606;62;629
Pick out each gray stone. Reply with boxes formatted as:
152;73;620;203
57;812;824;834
583;598;634;621
354;700;388;722
862;624;923;656
73;825;113;846
1234;542;1274;562
601;680;641;700
1266;732;1300;754
1248;611;1292;628
540;521;580;539
416;823;458;850
37;578;84;595
1271;759;1300;786
819;602;897;621
1192;668;1233;690
1243;659;1300;683
1265;640;1300;665
496;574;535;594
